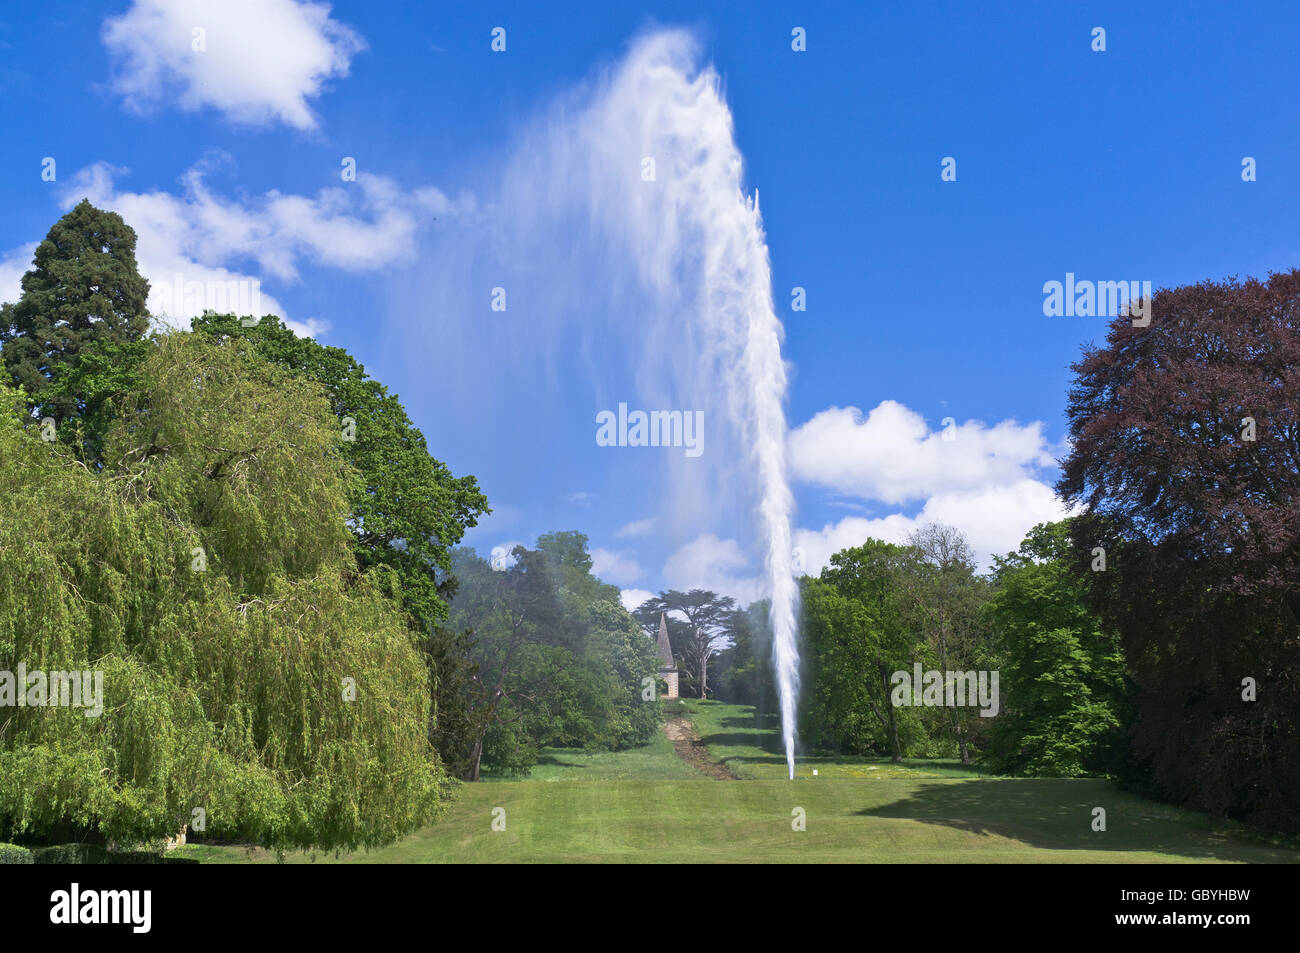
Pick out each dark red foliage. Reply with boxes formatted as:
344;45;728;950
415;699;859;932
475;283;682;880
1060;269;1300;834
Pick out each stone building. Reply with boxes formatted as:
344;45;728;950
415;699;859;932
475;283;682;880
656;611;679;699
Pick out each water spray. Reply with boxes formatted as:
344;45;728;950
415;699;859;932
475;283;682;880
501;30;803;777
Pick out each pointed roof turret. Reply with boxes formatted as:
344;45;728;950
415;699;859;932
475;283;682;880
656;611;676;669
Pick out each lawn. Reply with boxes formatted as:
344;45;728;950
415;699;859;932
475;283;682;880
478;727;702;782
682;699;996;780
178;701;1299;864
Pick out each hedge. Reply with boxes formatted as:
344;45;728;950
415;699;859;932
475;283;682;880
0;843;33;864
31;844;197;865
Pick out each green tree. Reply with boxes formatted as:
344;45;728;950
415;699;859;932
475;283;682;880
189;313;489;768
803;541;923;760
901;524;990;763
711;600;775;710
41;335;152;464
0;333;450;851
447;533;660;778
582;597;661;748
425;618;480;779
536;530;595;575
984;521;1129;777
190;313;488;627
0;200;150;425
451;545;563;780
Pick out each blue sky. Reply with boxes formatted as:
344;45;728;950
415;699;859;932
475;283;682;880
3;1;1298;607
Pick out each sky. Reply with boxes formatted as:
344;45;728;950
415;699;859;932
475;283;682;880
2;0;1298;611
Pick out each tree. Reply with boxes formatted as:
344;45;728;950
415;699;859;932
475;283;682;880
633;590;737;698
40;335;151;464
425;617;480;780
805;540;923;761
902;523;989;763
984;521;1129;776
711;600;776;710
581;596;661;748
0;333;450;850
0;200;149;424
447;533;659;779
453;545;561;781
190;313;488;627
535;530;595;575
190;313;490;769
1059;269;1300;833
517;531;658;751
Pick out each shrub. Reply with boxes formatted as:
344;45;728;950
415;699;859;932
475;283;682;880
31;844;197;864
0;843;32;864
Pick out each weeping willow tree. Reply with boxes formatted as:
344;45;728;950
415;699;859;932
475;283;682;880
0;333;451;850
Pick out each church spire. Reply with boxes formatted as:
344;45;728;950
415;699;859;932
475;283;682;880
656;612;675;669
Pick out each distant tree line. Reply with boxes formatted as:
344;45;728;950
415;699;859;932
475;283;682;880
437;532;661;780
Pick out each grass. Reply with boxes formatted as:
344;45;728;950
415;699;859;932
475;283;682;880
177;700;1299;864
683;699;994;779
478;728;701;782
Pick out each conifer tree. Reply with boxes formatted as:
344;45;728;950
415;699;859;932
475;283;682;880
0;199;150;422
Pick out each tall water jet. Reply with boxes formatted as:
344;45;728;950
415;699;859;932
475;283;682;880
601;32;801;779
494;29;802;777
735;189;801;781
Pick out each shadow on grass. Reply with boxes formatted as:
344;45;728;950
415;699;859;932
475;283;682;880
698;731;781;751
719;713;782;731
696;725;787;773
858;780;1299;862
703;712;988;774
534;752;589;769
478;750;591;779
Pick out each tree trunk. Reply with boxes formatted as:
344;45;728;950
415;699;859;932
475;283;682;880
883;668;903;762
887;699;903;763
935;623;970;764
467;736;485;782
465;621;525;781
954;714;969;764
868;668;904;763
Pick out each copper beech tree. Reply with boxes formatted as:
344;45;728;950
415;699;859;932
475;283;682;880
1060;269;1300;833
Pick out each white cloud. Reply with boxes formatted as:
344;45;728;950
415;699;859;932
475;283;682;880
0;242;37;306
103;0;365;130
792;514;919;577
488;541;525;571
787;399;1071;571
916;479;1072;557
49;161;457;337
590;547;643;586
794;479;1071;575
616;517;658;538
662;534;764;605
619;588;655;613
69;161;454;281
788;401;1057;505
